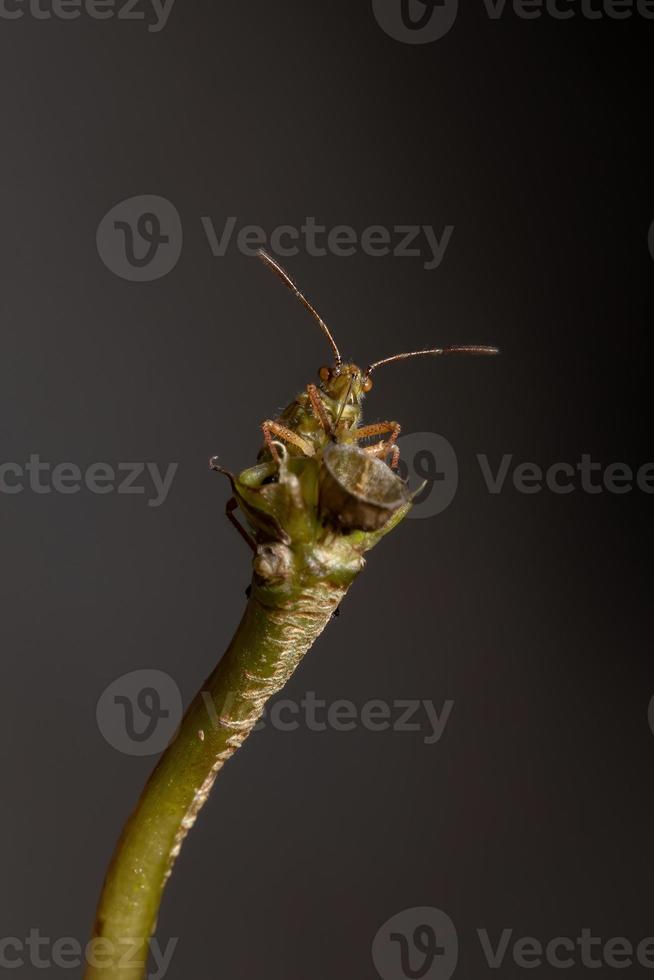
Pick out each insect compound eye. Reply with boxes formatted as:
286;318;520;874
319;366;331;382
361;375;373;393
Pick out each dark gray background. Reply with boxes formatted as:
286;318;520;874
1;1;653;977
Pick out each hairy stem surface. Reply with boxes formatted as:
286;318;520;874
87;444;411;979
86;583;343;980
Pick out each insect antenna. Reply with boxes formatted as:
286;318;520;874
258;249;342;366
366;345;499;375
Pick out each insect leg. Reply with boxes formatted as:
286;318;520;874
225;497;257;553
355;421;401;442
361;440;402;469
388;444;401;469
261;420;315;463
306;383;333;435
356;421;401;464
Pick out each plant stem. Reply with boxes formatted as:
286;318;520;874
86;439;411;979
85;582;343;980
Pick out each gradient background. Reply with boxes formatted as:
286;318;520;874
1;2;653;977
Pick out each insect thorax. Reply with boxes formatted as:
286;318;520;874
279;388;362;447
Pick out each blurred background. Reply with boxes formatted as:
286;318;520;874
1;2;652;977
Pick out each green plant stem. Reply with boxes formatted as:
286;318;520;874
85;581;344;980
